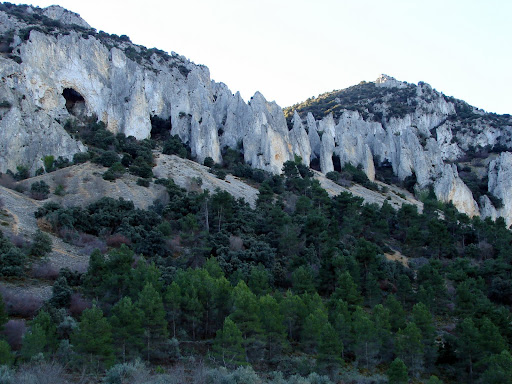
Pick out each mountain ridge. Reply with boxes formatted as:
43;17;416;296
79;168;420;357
0;3;511;225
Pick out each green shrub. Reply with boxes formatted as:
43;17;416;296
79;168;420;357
30;230;52;258
54;184;65;196
95;151;120;168
129;157;153;179
326;171;340;182
14;165;29;180
0;231;26;277
162;135;189;158
43;155;55;173
203;156;215;167
50;276;72;308
0;341;13;366
30;181;50;200
136;178;150;187
103;162;125;181
213;169;227;180
103;359;150;384
73;152;90;164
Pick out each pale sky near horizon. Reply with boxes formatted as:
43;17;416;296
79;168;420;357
15;0;512;114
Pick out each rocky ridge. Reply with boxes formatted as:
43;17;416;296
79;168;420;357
286;75;512;225
0;4;511;225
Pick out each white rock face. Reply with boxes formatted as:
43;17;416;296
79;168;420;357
1;6;512;226
488;152;512;227
479;195;497;222
434;164;479;217
290;111;312;165
42;5;91;29
0;16;296;173
375;74;408;89
289;76;512;224
0;55;86;173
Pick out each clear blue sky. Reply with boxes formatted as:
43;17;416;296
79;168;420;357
18;0;512;114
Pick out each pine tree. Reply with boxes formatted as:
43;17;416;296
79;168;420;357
372;304;392;363
0;292;7;333
212;317;246;368
396;274;413;308
279;291;307;341
181;285;203;340
83;249;107;297
30;310;57;353
30;230;52;258
0;340;13;366
164;282;181;339
129;260;163;298
317;322;343;372
481;350;512;384
387;358;409;384
364;272;381;307
229;281;262;359
426;375;444;384
478;316;506;359
110;297;144;362
137;283;168;362
259;294;286;360
330;299;351;359
352;306;377;370
456;317;480;384
385;294;406;332
204;257;224;279
211;275;233;333
72;305;114;370
50;276;72;308
412;303;434;338
395;322;424;376
21;323;46;360
291;266;316;294
302;307;329;353
333;271;362;310
412;302;436;367
248;264;271;296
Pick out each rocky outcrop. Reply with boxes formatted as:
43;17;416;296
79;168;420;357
488;152;512;226
0;55;86;174
0;7;297;174
1;5;511;226
288;75;512;225
434;164;479;217
42;5;91;29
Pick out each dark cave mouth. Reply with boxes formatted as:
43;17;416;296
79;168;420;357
63;88;86;116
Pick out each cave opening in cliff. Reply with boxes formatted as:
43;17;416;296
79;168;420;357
332;154;342;172
62;88;86;116
310;158;321;171
150;115;172;140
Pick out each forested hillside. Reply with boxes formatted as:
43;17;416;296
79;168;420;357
1;130;512;382
0;2;511;383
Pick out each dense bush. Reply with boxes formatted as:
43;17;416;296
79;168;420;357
29;230;52;258
0;231;27;277
94;151;120;167
162;135;189;158
30;180;50;200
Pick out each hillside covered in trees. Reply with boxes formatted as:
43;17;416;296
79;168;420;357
1;130;512;382
0;2;511;384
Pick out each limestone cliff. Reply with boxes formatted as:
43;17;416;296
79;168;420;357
0;3;295;174
286;75;512;225
0;4;511;225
